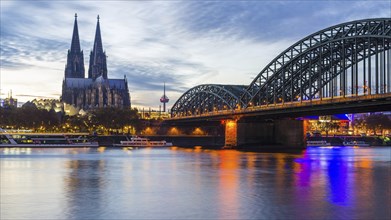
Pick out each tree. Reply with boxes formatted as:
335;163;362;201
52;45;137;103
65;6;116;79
1;105;141;134
365;114;391;135
90;108;140;134
316;119;340;136
1;104;60;131
353;117;367;134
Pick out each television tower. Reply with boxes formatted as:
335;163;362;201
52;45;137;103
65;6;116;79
160;83;169;112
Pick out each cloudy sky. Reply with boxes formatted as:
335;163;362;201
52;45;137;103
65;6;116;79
1;0;390;110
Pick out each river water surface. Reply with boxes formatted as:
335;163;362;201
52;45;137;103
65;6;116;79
1;146;390;220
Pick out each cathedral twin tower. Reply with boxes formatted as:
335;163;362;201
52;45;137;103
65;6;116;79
61;14;130;110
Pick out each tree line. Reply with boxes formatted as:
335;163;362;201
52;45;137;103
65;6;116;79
353;113;391;136
0;105;140;134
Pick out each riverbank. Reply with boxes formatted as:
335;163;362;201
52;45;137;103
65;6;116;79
2;134;389;150
306;135;389;146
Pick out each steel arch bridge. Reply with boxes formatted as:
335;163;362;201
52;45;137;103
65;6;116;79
171;84;248;117
171;18;391;118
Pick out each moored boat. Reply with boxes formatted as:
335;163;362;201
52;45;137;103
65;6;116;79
343;140;370;147
306;140;331;147
113;136;172;147
0;129;99;148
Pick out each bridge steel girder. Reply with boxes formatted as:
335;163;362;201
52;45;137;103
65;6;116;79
240;18;391;108
171;84;248;117
170;18;391;120
166;94;391;123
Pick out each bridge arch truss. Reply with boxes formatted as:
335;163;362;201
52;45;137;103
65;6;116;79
241;18;391;108
171;84;248;117
171;18;391;118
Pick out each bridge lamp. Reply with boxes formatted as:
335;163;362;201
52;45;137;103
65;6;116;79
226;120;236;128
193;127;204;135
169;127;179;135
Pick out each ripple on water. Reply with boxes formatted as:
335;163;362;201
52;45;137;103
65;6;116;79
0;147;390;219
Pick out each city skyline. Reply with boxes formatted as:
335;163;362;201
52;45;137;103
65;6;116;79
1;1;390;110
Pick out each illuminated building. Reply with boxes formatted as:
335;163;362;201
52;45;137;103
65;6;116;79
2;91;18;108
299;114;350;135
61;14;130;110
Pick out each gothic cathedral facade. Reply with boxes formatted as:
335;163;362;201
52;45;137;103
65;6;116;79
61;14;131;110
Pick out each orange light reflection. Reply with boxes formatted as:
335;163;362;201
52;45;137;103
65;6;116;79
218;150;240;219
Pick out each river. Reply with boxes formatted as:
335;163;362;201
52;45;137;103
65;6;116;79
1;146;390;219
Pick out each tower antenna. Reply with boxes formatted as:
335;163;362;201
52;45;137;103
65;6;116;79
160;82;169;112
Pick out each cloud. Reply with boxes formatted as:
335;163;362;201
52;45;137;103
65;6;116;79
15;94;60;99
1;0;389;109
1;34;67;71
0;60;33;70
110;61;194;92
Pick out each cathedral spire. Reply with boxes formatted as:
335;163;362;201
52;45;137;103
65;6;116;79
64;13;85;79
88;15;107;79
92;15;104;56
70;13;81;53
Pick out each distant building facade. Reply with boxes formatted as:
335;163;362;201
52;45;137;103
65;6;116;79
1;91;18;108
61;14;130;110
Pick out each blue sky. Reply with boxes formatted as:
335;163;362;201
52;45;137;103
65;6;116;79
1;0;390;110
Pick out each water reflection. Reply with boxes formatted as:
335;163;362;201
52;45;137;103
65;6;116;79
63;159;107;219
0;147;389;219
1;147;32;155
327;149;352;206
217;150;240;219
294;147;391;219
296;148;352;206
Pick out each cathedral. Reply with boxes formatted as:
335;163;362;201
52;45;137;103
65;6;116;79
61;14;131;110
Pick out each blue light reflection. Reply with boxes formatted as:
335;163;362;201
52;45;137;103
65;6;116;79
297;147;356;206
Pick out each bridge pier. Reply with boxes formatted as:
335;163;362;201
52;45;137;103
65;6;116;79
224;120;238;147
225;119;305;148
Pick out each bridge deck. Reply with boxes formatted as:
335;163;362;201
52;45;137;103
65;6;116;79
167;93;391;121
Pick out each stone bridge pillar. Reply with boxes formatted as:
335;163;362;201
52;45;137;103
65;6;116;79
224;119;238;147
225;119;305;148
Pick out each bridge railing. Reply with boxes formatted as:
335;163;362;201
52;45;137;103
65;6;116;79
170;93;391;119
243;93;391;111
